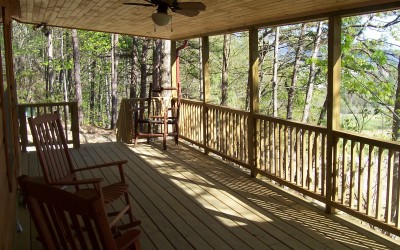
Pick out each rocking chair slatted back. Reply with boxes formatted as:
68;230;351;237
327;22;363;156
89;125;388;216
17;175;141;250
28;112;75;184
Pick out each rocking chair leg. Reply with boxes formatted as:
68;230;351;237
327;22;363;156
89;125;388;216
175;123;179;145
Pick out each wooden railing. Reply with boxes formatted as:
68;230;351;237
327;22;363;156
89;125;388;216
205;103;249;165
331;130;400;233
254;114;328;202
117;98;163;143
179;99;204;145
18;102;80;152
118;97;400;235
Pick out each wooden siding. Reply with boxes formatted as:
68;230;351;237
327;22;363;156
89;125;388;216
17;141;399;249
15;0;400;40
0;4;18;249
0;101;17;250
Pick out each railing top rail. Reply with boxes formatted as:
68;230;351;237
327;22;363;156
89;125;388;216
254;113;327;134
334;129;400;150
180;98;203;105
122;97;164;102
204;103;250;116
18;101;77;107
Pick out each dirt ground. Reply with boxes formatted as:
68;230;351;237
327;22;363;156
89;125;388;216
79;125;117;144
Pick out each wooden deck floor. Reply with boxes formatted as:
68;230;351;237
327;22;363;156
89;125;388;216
17;141;400;249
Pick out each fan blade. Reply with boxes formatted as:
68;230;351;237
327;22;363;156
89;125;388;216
175;9;200;17
124;3;154;6
177;2;206;11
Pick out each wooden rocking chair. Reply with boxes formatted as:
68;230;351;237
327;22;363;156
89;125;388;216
133;84;180;150
28;112;140;230
17;175;142;250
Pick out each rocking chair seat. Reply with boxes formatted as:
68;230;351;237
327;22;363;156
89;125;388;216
75;182;129;204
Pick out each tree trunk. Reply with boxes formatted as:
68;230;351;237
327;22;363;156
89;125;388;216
153;39;162;91
111;33;119;129
302;21;323;123
392;56;400;141
221;34;231;106
46;28;54;99
71;29;83;125
90;60;96;124
317;98;327;126
160;40;171;98
287;23;306;120
140;38;150;99
60;30;69;118
199;38;203;100
390;54;400;224
272;27;280;117
130;37;139;98
97;74;102;124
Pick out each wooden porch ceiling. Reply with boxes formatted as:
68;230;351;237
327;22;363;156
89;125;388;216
18;141;398;249
14;0;400;40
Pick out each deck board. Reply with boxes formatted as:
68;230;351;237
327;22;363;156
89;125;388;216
16;141;399;249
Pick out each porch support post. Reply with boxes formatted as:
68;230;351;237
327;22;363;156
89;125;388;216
326;15;341;214
3;5;20;181
202;36;210;154
248;28;259;177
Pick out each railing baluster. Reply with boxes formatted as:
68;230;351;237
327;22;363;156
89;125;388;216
314;132;320;193
342;139;348;205
279;123;284;179
285;125;289;181
290;126;294;183
321;134;326;197
376;147;384;220
296;127;300;185
385;149;394;224
302;129;306;188
307;131;312;190
396;152;400;227
367;145;374;216
349;140;356;209
358;143;365;212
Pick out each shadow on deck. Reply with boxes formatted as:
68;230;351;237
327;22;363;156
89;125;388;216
17;141;399;249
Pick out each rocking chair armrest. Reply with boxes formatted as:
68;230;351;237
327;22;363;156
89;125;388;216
50;178;103;187
73;160;128;172
115;229;142;249
74;160;128;182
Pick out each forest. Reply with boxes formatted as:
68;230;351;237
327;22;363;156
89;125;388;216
12;10;400;141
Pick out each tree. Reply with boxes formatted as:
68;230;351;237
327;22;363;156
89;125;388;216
302;21;324;123
71;29;83;125
111;33;119;129
272;27;280;117
286;23;306;120
221;34;231;106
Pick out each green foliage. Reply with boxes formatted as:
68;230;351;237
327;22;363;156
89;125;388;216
10;10;400;140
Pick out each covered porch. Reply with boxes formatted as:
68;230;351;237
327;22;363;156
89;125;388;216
17;141;398;249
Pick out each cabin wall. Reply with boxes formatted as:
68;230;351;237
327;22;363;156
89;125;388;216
0;0;19;248
0;103;17;250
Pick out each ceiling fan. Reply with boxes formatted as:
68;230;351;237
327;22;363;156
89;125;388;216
124;0;206;26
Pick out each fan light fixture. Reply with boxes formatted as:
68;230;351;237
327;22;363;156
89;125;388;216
152;12;171;26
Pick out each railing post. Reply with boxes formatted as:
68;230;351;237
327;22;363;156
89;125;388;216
70;101;80;148
202;36;210;154
126;99;134;143
248;28;260;177
18;106;28;152
326;15;342;214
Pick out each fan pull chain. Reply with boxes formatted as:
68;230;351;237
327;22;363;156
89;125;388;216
154;23;156;32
